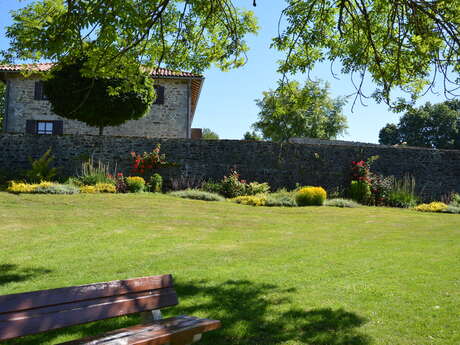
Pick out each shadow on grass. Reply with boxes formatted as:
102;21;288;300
6;279;372;345
0;264;52;287
172;279;372;345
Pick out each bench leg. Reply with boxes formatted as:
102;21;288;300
140;310;162;323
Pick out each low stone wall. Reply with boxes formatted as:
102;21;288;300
1;133;459;199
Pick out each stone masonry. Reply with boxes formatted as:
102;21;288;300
3;77;190;138
1;133;459;200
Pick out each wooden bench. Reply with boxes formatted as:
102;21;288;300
0;274;220;344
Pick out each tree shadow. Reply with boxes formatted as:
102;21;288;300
173;279;372;345
6;279;372;345
0;264;52;287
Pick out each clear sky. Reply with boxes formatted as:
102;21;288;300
0;1;449;143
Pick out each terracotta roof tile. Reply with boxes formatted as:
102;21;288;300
0;63;203;78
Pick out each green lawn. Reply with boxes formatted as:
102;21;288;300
1;193;459;345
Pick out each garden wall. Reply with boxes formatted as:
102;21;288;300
1;133;459;200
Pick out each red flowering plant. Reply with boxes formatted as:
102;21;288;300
130;144;175;177
350;155;384;205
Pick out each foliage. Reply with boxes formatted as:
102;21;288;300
94;183;116;193
0;82;5;130
443;205;460;214
7;181;78;194
202;128;219;140
77;158;114;186
34;183;79;194
114;173;128;193
379;100;460;149
253;80;347;142
368;174;394;206
126;176;145;193
265;191;297;207
3;1;258;80
386;176;419;208
232;195;267;206
243;131;262;141
324;198;361;208
169;175;205;191
169;189;225;202
273;0;460;107
79;185;97;194
295;186;327;206
25;148;58;183
451;194;460;207
245;182;270;196
130;144;173;177
201;181;222;195
348;181;371;205
43;58;155;135
149;173;163;193
220;170;247;198
415;202;448;213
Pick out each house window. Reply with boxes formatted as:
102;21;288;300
34;81;48;100
153;85;165;105
36;121;54;135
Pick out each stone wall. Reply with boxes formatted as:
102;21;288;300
1;133;459;199
4;77;190;138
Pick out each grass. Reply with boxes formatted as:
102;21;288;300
0;192;459;345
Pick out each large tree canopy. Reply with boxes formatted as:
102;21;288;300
252;80;348;142
2;0;258;80
273;0;460;108
379;100;460;149
43;59;155;134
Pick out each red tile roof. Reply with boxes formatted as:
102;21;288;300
0;63;203;78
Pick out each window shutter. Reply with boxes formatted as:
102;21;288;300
34;82;43;100
154;85;165;105
53;120;63;135
25;120;37;134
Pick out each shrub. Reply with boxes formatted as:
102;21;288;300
34;183;80;194
114;173;128;193
443;205;460;214
126;176;145;193
130;144;175;177
169;189;225;201
7;181;38;194
386;175;419;208
80;185;97;194
349;180;371;204
324;198;360;208
149;173;163;193
220;170;246;198
451;193;460;207
77;158;115;185
201;181;222;194
169;175;205;191
26;148;58;183
295;186;327;206
415;202;448;213
232;195;267;206
245;182;270;195
94;183;116;193
265;191;296;207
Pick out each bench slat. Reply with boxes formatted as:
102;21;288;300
0;275;173;314
59;316;221;345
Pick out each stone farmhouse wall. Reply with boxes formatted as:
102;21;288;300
3;77;190;137
1;133;459;200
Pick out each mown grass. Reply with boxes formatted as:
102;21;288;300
0;192;459;345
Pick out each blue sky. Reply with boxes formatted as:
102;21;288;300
0;1;448;142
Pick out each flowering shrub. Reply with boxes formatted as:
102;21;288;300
94;183;116;193
245;182;270;195
130;144;173;177
126;176;146;193
80;185;97;193
295;186;327;206
34;184;79;194
415;202;448;213
7;181;41;193
220;170;247;198
114;173;128;193
232;195;267;206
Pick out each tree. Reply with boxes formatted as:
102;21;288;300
202;128;219;140
379;100;460;149
252;80;348;142
43;59;155;135
2;1;258;82
243;130;262;141
273;0;460;108
0;83;5;131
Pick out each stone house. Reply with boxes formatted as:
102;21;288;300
0;63;204;138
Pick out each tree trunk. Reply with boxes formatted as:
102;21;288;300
99;126;104;136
